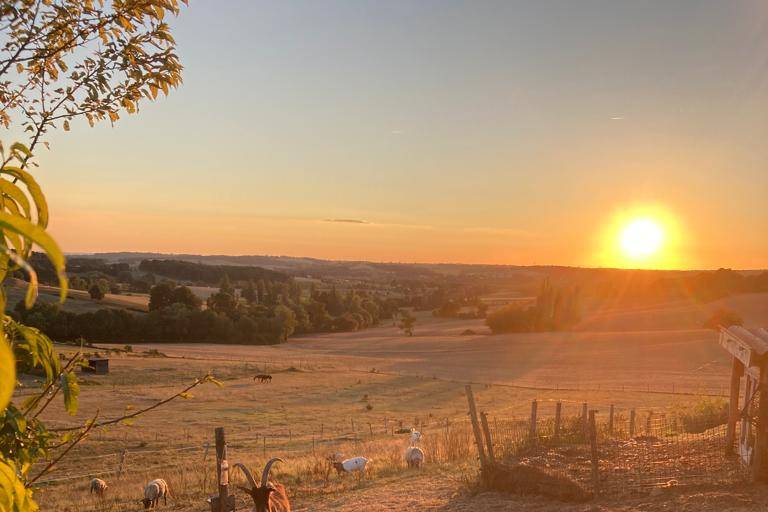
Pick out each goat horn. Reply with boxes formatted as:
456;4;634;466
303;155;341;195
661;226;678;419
260;457;284;487
233;463;258;490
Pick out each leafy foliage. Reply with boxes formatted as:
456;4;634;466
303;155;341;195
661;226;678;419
0;2;191;509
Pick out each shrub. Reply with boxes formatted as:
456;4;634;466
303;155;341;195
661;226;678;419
486;305;534;333
676;397;729;433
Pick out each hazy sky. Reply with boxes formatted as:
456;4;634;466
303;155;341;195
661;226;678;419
32;1;768;268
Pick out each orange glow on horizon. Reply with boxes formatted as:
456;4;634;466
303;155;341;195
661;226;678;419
596;204;685;270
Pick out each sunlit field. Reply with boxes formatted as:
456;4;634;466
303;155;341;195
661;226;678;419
30;294;768;512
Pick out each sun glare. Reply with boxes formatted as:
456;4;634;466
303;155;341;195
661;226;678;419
619;218;664;260
596;205;683;269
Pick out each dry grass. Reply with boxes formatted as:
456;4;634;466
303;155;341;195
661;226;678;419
25;296;768;511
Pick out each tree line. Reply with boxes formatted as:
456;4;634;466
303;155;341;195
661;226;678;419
13;276;402;344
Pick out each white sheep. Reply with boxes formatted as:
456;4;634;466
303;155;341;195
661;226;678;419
89;477;107;498
141;478;169;509
332;456;369;477
405;446;424;468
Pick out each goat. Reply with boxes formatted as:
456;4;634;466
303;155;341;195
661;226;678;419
141;478;169;509
253;374;272;383
234;458;290;512
89;477;107;498
331;456;370;477
405;446;425;468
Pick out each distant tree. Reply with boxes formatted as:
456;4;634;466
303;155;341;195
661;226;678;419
274;304;297;342
398;310;416;336
88;283;105;301
172;285;202;311
257;279;267;303
207;290;237;318
149;282;176;311
219;274;234;295
242;279;257;303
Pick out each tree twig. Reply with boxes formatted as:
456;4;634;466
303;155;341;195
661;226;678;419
27;411;99;486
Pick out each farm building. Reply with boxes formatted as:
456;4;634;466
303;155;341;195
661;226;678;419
720;326;768;480
83;357;109;374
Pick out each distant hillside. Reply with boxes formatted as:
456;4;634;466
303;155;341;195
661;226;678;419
138;259;288;285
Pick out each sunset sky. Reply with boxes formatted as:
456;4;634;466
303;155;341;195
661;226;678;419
29;1;768;269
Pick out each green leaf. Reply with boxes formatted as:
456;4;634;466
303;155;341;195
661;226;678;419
0;211;67;301
0;457;37;512
9;142;31;159
11;322;60;384
0;166;49;228
60;372;79;416
0;331;15;413
0;180;32;220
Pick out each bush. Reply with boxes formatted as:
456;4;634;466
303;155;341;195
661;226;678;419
676;397;728;433
486;305;534;333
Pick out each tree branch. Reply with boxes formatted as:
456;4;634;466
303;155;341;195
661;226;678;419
51;373;217;432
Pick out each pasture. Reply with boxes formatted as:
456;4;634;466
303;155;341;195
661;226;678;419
30;293;768;511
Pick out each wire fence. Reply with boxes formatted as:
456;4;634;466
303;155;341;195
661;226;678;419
34;397;749;502
484;401;749;496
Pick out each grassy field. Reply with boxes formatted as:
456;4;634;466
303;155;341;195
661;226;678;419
28;292;768;511
6;279;150;312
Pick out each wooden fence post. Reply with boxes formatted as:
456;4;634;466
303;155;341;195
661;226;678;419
465;385;488;468
608;405;614;436
753;364;768;481
117;449;127;479
588;411;599;494
480;412;495;463
646;411;653;435
582;402;588;437
629;409;636;437
554;402;562;444
529;400;538;444
209;427;235;512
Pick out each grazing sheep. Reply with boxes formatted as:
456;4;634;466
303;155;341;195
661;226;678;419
332;456;370;477
253;374;272;383
89;477;107;497
141;478;169;509
409;428;422;445
405;446;425;468
234;458;291;512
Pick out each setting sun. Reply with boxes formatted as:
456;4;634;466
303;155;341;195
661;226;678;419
596;205;684;269
620;218;665;260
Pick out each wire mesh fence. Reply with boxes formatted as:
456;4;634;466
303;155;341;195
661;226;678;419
483;401;749;496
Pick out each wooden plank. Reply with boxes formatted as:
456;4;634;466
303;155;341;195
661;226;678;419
465;385;488;468
726;356;744;454
719;331;753;367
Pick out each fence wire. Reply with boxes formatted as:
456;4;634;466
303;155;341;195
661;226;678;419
485;405;749;496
